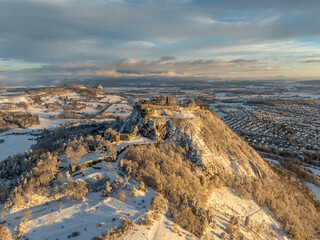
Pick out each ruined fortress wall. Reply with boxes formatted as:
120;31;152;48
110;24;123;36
140;104;182;110
140;104;200;111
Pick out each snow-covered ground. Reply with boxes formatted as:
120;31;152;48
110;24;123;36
0;91;132;162
155;109;195;119
4;159;153;238
0;131;36;162
100;95;123;103
305;166;320;176
4;158;194;240
264;158;281;165
67;152;115;168
116;136;157;151
0;117;79;162
123;214;195;240
207;187;288;240
106;103;133;117
305;182;320;200
7;190;155;240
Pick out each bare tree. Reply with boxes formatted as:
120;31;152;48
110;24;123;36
0;225;12;240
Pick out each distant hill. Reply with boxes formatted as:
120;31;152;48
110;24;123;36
296;79;320;85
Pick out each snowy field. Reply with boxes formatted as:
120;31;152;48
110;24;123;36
0;90;133;162
106;103;133;118
0;132;37;162
208;187;288;239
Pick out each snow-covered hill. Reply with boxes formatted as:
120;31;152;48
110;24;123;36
1;96;319;240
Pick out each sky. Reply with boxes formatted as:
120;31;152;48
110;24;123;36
1;0;320;85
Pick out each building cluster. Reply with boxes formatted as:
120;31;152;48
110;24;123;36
218;101;320;157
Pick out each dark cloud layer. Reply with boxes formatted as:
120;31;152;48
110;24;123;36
0;56;285;86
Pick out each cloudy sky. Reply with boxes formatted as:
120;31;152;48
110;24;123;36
1;0;320;85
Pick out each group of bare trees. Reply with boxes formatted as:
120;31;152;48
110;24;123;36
94;218;135;240
0;111;39;130
64;135;116;164
227;166;320;239
120;143;214;237
0;122;119;228
5;152;60;210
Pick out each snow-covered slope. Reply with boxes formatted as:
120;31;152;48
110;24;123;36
123;105;271;179
120;104;320;239
1;100;319;240
3;161;195;240
207;187;288;240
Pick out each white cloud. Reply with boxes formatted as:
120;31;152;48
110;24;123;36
194;17;216;24
125;41;156;47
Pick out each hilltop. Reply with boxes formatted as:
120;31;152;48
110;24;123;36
0;91;319;240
